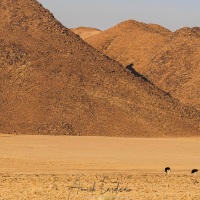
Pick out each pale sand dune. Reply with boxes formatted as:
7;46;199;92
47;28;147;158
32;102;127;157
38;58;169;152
1;135;200;199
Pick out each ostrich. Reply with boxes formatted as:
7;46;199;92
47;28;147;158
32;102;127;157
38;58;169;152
191;169;198;175
165;167;171;175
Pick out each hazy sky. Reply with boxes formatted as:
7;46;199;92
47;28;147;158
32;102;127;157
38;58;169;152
37;0;200;31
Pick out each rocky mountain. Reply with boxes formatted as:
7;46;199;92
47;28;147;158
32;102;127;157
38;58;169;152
86;20;171;68
0;0;199;136
86;21;200;110
140;27;200;110
71;27;101;40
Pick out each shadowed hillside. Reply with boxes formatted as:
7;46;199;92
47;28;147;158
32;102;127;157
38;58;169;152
140;27;200;110
0;0;200;137
86;21;200;110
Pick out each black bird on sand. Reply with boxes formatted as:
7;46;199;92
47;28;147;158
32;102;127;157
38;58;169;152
191;169;198;175
165;167;171;175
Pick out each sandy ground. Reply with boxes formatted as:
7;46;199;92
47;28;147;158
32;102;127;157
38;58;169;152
0;134;200;199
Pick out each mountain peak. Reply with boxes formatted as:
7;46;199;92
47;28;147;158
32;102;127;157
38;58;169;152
112;19;171;35
173;27;200;38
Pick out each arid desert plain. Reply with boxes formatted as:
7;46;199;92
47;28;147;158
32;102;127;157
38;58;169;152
0;134;200;199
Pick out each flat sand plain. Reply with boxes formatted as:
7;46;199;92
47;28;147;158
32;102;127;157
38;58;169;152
0;134;200;199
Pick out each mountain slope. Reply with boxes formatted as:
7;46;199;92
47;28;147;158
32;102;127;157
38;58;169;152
0;0;199;136
139;27;200;110
86;21;200;110
71;27;101;40
86;20;171;68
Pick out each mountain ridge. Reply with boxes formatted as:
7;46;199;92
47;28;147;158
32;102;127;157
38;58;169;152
85;20;200;110
0;0;199;136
